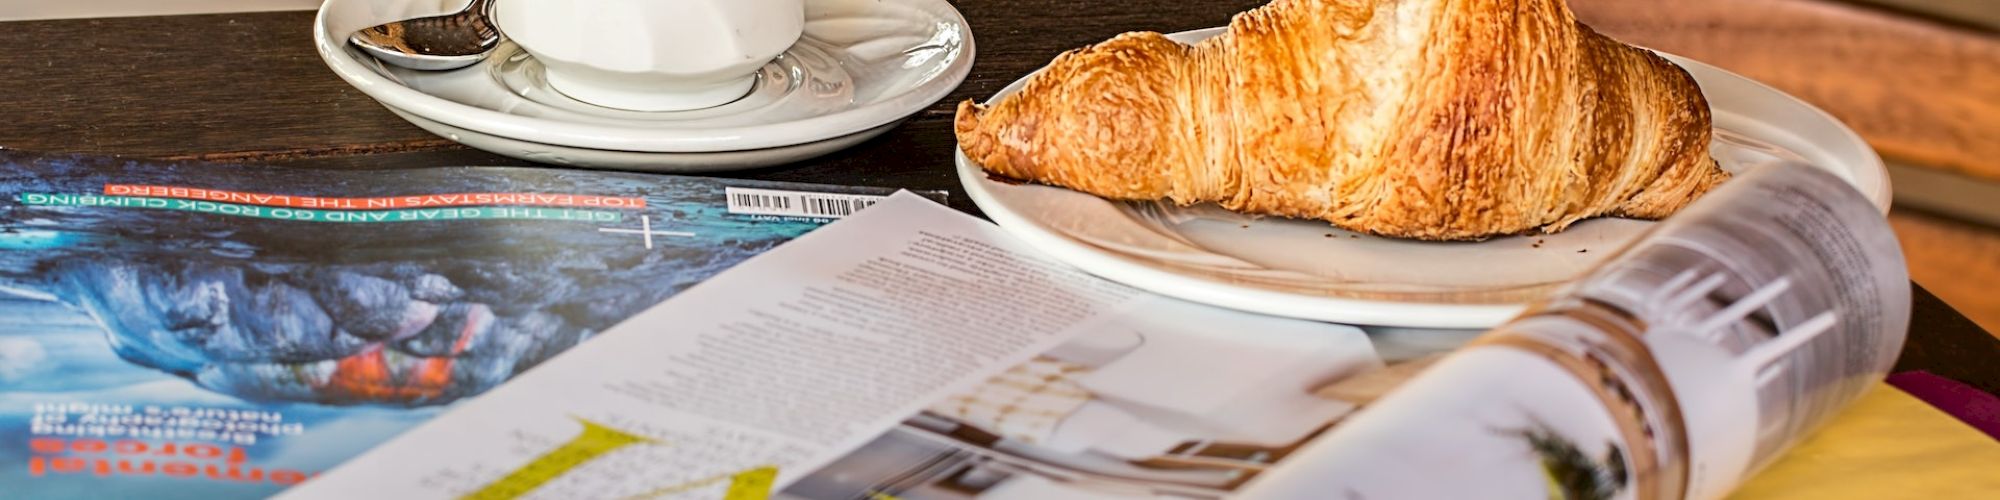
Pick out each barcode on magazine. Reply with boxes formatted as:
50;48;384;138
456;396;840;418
725;187;885;219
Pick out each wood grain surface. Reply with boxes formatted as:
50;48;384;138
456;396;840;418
0;12;447;159
1572;0;2000;181
0;1;1993;392
1892;210;2000;333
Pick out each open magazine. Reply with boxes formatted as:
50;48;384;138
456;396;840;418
284;163;1907;500
0;151;936;499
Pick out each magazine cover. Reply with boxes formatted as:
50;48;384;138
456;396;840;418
0;150;924;499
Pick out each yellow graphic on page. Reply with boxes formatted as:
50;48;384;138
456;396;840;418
462;417;657;500
720;466;778;500
458;416;779;500
619;466;777;500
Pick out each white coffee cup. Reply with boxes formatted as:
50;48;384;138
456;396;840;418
493;0;805;112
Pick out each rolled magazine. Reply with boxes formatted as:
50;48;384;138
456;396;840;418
1238;163;1910;499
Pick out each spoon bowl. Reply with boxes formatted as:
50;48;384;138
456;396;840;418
349;0;499;71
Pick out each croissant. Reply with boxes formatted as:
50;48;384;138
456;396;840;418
955;0;1728;241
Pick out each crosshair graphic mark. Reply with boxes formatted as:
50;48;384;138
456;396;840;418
598;215;695;249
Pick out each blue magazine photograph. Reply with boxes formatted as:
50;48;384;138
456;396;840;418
0;151;924;498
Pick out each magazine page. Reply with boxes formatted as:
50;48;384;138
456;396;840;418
1236;163;1910;500
781;316;1470;499
0;151;926;499
778;317;1420;500
282;191;1394;500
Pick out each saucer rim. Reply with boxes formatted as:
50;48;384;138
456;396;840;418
315;0;974;153
387;105;903;172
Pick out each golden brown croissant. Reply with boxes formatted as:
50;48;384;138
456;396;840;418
955;0;1728;241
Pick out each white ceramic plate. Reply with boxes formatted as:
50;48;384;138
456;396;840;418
316;0;972;169
959;28;1888;329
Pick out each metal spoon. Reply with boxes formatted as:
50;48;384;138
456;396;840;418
349;0;499;71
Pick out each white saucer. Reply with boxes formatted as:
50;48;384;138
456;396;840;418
959;27;1889;328
316;0;973;171
388;106;900;171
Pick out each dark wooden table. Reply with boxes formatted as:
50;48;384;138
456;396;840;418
0;1;1993;393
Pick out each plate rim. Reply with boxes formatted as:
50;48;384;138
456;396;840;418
314;0;975;153
957;26;1889;329
958;155;1530;328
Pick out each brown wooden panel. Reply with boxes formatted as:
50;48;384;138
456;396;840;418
0;12;453;158
1571;0;2000;181
1892;209;2000;336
